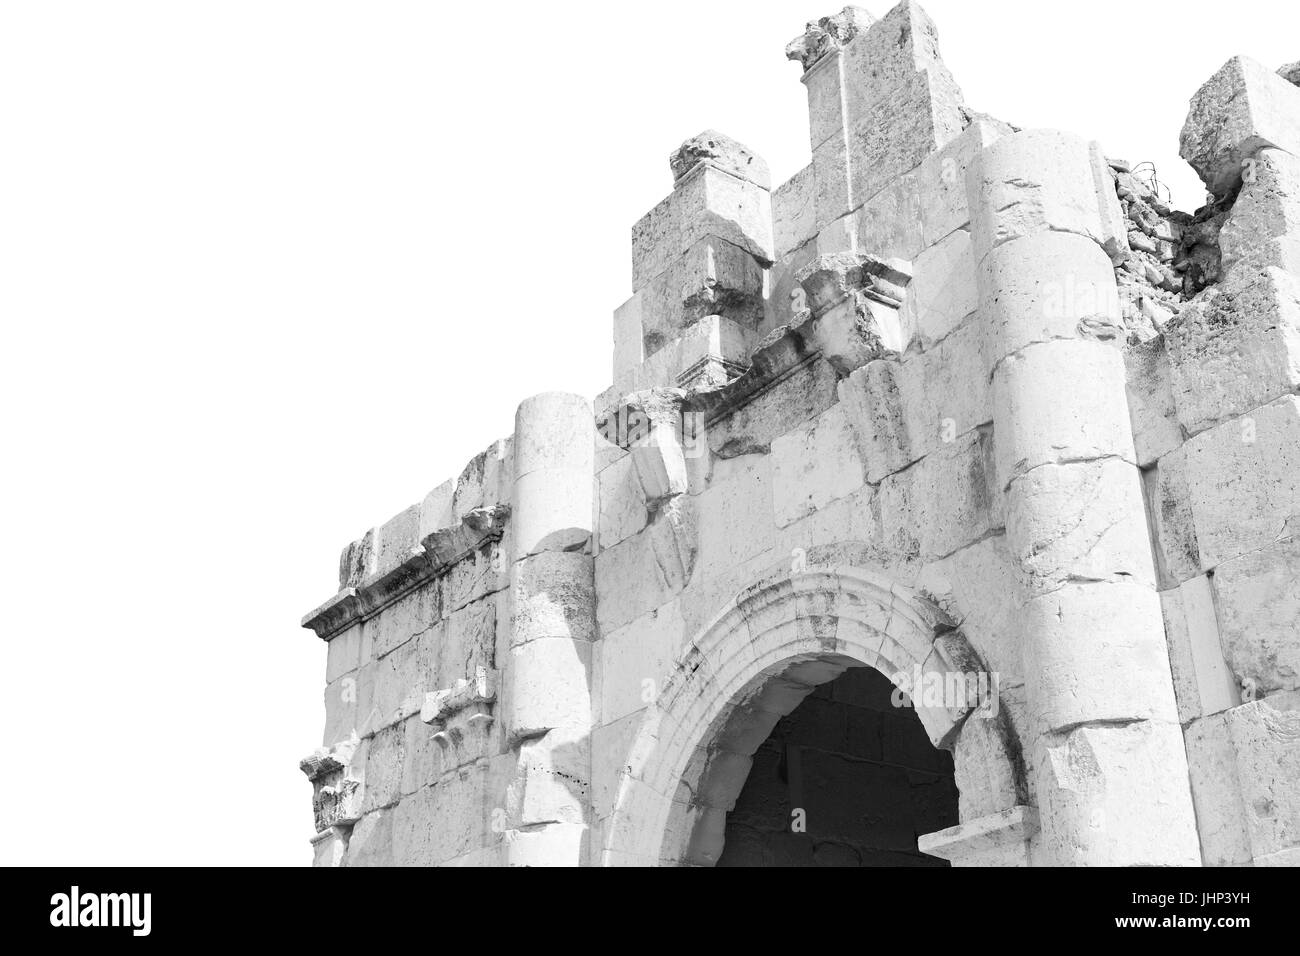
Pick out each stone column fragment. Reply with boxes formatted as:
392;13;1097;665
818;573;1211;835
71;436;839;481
966;130;1200;865
503;392;596;866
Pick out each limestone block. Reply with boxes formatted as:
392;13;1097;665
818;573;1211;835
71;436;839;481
977;232;1121;369
1183;713;1252;866
967;130;1127;265
839;318;990;484
401;711;444;795
765;240;818;338
359;627;438;736
452;438;512;520
326;623;365;684
900;228;976;349
594;524;677;635
629;424;689;508
513;469;590;560
1021;582;1178;733
1166;267;1300;435
1032;719;1200;866
392;772;486;866
792;251;911;374
950;717;1023;822
839;1;965;204
1160;575;1240;724
771;402;864;528
812;131;853;230
877;427;1000;561
612;292;644;379
914;533;1023;681
1183;395;1300;570
773;165;817;260
418;480;455;542
675;164;775;268
1214;536;1300;696
503;822;587;867
1005;457;1157;593
375;504;420;577
696;451;776;574
596;453;647;552
503;637;593;740
605;314;757;401
640;237;765;356
1146;446;1202;589
670;130;769;189
992;339;1136;489
1219;148;1300;277
802;49;847;151
838;360;912;483
1124;333;1184;468
590;711;646;820
338;528;375;589
704;359;839;460
916;116;1011;249
632;193;680;292
363;722;406;812
510;550;596;646
816;208;857;257
1225;693;1300;859
514;392;592;477
598;600;684;725
918;806;1035;867
506;723;592;829
439;594;497;684
367;583;439;659
442;538;507;614
323;671;364;746
854;170;926;262
343;809;394;867
1180;56;1300;196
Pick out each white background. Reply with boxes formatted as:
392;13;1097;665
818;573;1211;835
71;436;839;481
1;0;1294;865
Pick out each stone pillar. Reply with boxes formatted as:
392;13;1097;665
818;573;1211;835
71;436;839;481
502;392;596;866
966;130;1200;865
613;132;773;397
788;2;965;230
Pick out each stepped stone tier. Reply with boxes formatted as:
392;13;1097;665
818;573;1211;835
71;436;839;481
299;2;1300;867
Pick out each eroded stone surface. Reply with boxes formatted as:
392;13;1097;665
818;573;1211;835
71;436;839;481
300;8;1300;869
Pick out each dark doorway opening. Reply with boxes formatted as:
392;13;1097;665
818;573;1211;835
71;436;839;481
717;666;958;866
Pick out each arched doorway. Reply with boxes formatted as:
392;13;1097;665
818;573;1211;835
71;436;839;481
717;666;957;866
601;566;1022;866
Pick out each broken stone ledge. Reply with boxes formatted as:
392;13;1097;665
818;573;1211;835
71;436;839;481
301;504;508;640
917;804;1038;866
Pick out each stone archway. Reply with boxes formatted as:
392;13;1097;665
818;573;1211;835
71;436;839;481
602;566;1030;866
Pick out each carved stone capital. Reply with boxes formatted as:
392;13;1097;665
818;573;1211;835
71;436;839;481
299;735;365;833
793;252;913;374
421;665;497;731
785;6;875;72
669;130;770;190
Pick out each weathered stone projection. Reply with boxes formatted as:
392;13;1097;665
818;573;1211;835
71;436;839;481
966;130;1200;865
619;132;774;395
502;392;596;866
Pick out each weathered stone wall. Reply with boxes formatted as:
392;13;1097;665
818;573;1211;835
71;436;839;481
298;2;1300;867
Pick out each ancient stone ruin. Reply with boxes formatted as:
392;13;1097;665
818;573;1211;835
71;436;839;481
299;2;1300;866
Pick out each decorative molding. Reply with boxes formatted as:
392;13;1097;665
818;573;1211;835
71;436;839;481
301;504;509;640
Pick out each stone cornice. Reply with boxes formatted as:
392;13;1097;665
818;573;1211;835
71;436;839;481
301;504;509;641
